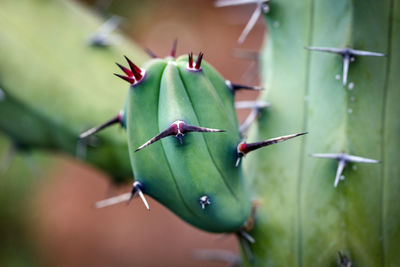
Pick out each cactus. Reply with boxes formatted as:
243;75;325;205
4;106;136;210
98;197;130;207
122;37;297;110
223;0;400;266
0;132;52;267
0;0;148;182
87;49;305;235
2;0;399;266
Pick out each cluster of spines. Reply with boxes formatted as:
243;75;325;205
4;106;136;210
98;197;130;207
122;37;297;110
114;56;146;86
81;42;306;212
187;52;203;71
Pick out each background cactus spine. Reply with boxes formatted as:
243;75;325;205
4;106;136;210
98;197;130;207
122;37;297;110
232;0;400;266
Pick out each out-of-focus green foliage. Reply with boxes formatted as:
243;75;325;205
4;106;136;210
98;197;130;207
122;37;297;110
0;133;52;267
0;0;149;182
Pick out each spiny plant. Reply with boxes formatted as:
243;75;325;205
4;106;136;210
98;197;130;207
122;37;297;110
0;0;148;182
217;0;400;266
80;43;305;244
2;0;398;266
0;133;50;267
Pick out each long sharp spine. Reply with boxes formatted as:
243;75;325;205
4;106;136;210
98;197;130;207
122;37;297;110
135;120;224;152
79;111;123;139
94;181;149;210
305;46;385;85
195;52;204;70
124;56;143;80
188;52;194;68
226;80;263;92
134;181;150;210
310;152;380;187
236;132;307;167
116;62;133;77
114;73;135;84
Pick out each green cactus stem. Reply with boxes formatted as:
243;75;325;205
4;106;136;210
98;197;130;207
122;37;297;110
243;0;400;266
0;0;148;182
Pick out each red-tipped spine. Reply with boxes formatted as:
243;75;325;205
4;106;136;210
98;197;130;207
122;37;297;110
114;73;135;84
238;132;307;155
124;56;143;80
235;133;307;167
238;142;249;154
188;52;194;68
170;38;178;57
116;63;133;77
195;52;203;70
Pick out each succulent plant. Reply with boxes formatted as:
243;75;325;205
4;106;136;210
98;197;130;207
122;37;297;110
84;46;305;240
215;0;400;265
0;0;148;182
1;0;399;266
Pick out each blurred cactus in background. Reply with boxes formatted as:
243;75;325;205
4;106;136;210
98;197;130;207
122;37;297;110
0;0;146;265
233;0;400;266
0;0;148;182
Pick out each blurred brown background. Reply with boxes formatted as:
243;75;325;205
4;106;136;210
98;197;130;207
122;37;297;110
28;0;266;266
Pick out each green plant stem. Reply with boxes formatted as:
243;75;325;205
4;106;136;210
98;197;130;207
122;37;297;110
0;0;149;182
244;0;400;266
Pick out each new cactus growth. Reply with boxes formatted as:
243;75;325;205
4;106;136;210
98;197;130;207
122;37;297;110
83;44;305;235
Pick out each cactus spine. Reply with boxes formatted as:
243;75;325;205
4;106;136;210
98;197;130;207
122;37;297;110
243;0;400;266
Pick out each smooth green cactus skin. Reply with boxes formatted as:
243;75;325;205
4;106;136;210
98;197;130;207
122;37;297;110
0;0;148;182
243;0;400;266
127;56;251;233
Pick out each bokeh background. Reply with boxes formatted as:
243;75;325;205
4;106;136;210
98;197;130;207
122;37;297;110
0;0;266;266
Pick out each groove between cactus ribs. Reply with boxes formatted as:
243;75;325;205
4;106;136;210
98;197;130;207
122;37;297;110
343;2;354;263
380;0;395;265
156;63;198;218
176;65;238;201
297;0;315;266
